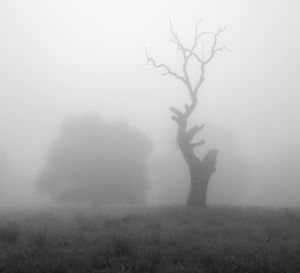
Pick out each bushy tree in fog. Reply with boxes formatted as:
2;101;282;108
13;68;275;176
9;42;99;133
146;21;228;207
37;115;153;206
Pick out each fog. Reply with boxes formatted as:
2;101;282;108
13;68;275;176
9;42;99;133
1;0;300;209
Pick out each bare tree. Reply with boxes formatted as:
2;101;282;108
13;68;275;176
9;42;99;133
146;21;228;207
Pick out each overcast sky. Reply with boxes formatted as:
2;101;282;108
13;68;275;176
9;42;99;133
1;0;300;207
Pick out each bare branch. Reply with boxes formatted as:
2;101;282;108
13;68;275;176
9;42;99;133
191;140;205;149
167;20;224;97
192;27;228;93
196;31;214;40
213;46;232;54
169;21;184;49
191;20;202;51
204;27;227;64
169;20;187;59
168;21;195;95
170;107;184;117
145;47;186;83
194;62;205;95
146;21;228;118
194;20;202;38
169;20;206;63
168;23;228;67
186;124;205;141
171;115;179;123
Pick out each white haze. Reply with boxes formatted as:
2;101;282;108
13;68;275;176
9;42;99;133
0;0;299;208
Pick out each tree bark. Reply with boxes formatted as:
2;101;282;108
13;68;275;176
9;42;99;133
185;149;218;207
176;117;218;207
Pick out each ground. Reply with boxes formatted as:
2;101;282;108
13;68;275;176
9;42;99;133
0;206;300;273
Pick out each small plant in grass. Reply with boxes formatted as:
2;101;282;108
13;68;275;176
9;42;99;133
284;208;300;225
121;214;145;224
146;221;162;232
91;243;112;270
109;234;138;258
103;217;123;230
31;229;48;248
73;214;96;231
0;222;19;244
145;246;163;272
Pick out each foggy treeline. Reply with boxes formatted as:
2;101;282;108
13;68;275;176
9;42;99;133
1;0;300;209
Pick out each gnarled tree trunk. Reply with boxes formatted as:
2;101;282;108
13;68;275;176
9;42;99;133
185;150;218;207
173;99;218;207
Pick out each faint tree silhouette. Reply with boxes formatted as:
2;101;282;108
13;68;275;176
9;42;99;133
37;115;153;206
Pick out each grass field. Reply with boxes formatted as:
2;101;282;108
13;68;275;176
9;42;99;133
0;206;300;273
